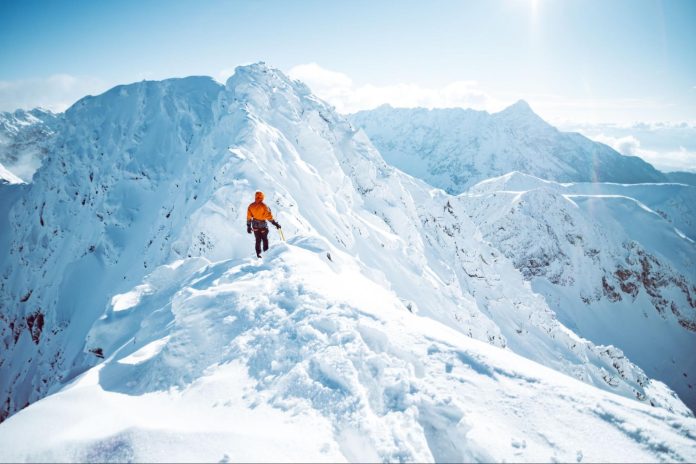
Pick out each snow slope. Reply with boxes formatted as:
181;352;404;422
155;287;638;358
0;162;24;185
1;63;694;459
0;108;59;182
462;172;696;411
667;171;696;187
349;103;667;193
1;243;695;463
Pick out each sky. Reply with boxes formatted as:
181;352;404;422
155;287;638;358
1;0;695;171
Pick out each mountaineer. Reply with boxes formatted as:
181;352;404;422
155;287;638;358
246;191;281;258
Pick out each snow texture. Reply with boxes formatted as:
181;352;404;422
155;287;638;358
2;243;695;463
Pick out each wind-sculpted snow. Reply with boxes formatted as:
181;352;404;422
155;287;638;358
349;104;667;193
1;243;695;462
0;62;692;455
463;172;696;411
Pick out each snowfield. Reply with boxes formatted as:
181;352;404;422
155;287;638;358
0;63;694;462
1;242;695;463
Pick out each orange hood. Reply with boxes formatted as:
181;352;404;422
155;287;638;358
255;191;264;202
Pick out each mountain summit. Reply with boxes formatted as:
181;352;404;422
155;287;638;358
498;99;535;116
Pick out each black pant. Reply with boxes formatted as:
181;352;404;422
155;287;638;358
253;228;269;255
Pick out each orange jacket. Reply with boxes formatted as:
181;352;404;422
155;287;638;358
247;201;275;222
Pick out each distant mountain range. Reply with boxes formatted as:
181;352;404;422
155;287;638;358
0;108;59;182
349;102;669;193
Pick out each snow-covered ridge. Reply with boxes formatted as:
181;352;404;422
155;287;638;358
0;63;694;458
349;104;667;193
2;243;695;462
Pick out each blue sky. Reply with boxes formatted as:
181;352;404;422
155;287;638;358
1;0;695;119
1;0;695;170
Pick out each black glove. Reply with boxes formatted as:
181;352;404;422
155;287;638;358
271;220;281;229
247;225;252;234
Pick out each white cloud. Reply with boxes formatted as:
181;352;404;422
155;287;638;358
639;146;696;173
287;63;353;94
286;62;501;114
591;134;643;156
526;94;677;127
560;120;696;132
215;68;236;84
0;74;109;112
587;133;696;173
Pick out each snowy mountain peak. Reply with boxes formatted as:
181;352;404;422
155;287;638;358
0;108;56;130
226;62;312;104
501;99;533;113
495;99;549;127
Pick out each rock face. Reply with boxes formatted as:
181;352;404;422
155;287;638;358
349;103;667;193
0;62;691;438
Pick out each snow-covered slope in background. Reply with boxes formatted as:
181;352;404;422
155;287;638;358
666;171;696;187
0;162;24;185
2;243;695;462
349;103;667;193
463;172;696;411
470;172;696;242
1;64;694;459
0;108;59;182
